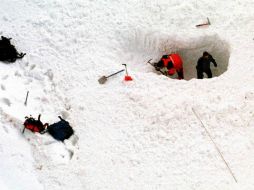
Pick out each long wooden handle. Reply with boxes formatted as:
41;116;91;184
107;69;125;78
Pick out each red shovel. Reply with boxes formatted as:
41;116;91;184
122;64;133;81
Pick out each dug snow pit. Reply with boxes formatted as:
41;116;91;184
123;32;230;80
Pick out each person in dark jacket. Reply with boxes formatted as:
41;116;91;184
196;51;217;79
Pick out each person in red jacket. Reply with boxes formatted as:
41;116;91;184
155;53;184;79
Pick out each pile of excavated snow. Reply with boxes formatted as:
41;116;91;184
1;0;254;190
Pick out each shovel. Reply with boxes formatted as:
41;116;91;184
98;69;124;84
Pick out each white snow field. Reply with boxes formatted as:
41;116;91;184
0;0;254;189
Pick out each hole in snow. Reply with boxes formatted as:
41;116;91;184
122;32;230;80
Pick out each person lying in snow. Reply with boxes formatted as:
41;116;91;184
154;53;184;79
196;51;217;79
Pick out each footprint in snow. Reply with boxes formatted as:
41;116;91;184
70;134;79;146
30;64;36;70
1;84;5;90
60;110;69;119
1;98;11;106
45;69;54;81
14;71;22;77
65;147;74;160
65;135;79;160
2;75;8;80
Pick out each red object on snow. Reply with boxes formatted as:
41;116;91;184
25;123;41;132
122;64;133;81
23;115;46;133
124;75;133;81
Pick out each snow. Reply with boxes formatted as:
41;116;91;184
0;0;254;189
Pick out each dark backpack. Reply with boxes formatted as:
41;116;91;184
0;36;26;63
23;115;46;133
47;116;74;141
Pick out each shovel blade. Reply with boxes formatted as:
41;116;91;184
98;76;107;84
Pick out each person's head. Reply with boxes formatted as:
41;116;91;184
203;51;209;59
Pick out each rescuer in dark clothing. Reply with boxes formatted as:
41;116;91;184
196;51;217;79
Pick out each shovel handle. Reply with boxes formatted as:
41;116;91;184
147;59;165;75
147;59;154;66
122;64;128;76
107;69;125;78
196;23;209;27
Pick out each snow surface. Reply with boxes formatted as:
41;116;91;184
1;0;254;189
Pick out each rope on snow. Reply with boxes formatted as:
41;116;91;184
192;107;237;183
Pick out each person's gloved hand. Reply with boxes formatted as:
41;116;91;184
214;62;217;67
163;70;168;75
